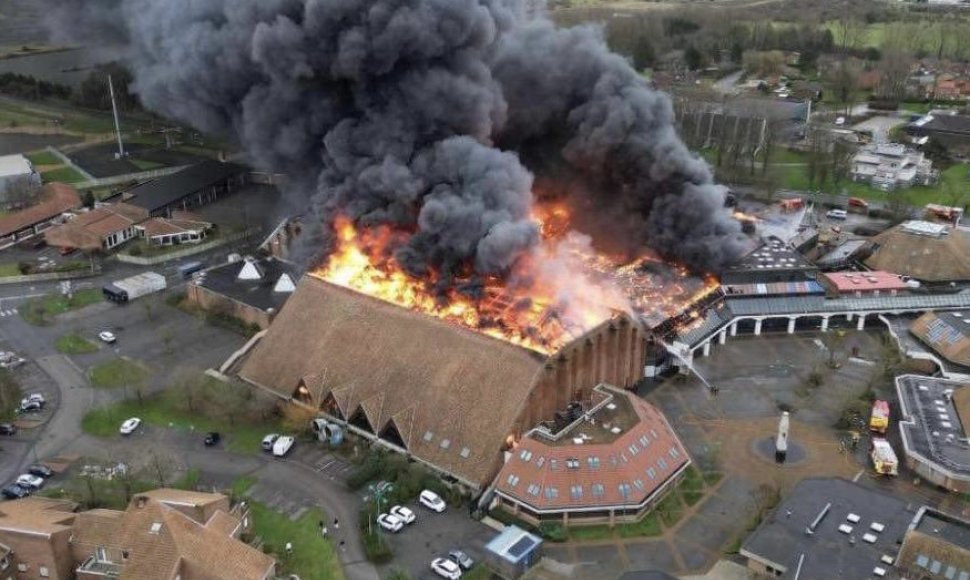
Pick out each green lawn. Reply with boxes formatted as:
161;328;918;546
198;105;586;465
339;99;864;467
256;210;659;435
88;358;149;389
0;263;20;277
81;389;281;454
656;492;685;528
21;288;103;326
25;151;61;166
249;503;344;580
55;333;99;354
617;513;663;538
567;524;614;541
41;166;86;184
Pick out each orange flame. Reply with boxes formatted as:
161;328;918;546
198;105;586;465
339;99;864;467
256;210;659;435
314;204;718;353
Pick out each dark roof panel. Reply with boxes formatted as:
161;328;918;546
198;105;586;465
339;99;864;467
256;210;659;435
123;160;245;212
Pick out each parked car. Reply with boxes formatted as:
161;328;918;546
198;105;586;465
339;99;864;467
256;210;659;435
431;557;462;579
261;434;279;452
27;464;53;478
0;352;24;369
18;400;43;413
377;513;404;533
21;393;45;407
826;208;848;220
204;432;221;446
15;474;43;490
0;423;16;436
390;505;415;524
448;549;474;571
1;484;29;499
119;417;141;435
272;435;295;457
58;246;76;256
98;331;117;344
419;490;447;513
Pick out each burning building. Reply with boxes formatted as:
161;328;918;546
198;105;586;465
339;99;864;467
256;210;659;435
239;274;653;490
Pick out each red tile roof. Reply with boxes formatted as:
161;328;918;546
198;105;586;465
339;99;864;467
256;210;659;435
824;271;909;293
493;386;690;512
44;202;148;250
0;183;81;237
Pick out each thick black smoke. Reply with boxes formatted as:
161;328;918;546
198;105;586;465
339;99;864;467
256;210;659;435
44;0;747;274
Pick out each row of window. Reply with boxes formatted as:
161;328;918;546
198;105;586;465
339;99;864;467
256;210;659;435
421;431;471;458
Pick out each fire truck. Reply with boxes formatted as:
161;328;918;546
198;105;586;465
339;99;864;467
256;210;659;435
869;400;890;434
870;438;898;476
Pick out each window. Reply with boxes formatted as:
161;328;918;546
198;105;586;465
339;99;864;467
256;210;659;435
544;487;559;499
633;479;645;491
507;474;520;487
618;483;632;498
535;457;545;468
460;447;470;459
650;429;658;438
150;522;162;534
423;431;434;442
570;485;583;500
669;447;680;458
587;456;600;469
549;459;559;471
566;458;580;469
628;443;639;455
639;435;650;447
39;567;49;578
440;438;451;449
591;484;605;497
658;458;668;470
520;449;533;462
96;547;108;563
647;467;657;480
527;483;541;496
915;555;929;569
17;563;26;572
0;557;7;570
609;455;619;468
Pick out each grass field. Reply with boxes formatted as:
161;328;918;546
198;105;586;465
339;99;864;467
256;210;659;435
25;151;60;166
55;333;98;354
21;288;102;325
81;389;281;454
88;357;149;389
41;166;86;184
130;158;165;171
249;503;344;580
0;263;20;277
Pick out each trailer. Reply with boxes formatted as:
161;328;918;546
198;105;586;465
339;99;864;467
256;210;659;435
870;438;898;476
869;400;890;434
103;272;167;304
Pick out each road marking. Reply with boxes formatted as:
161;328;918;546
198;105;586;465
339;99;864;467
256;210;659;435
0;293;45;303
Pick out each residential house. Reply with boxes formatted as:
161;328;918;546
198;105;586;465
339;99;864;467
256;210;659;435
908;111;970;155
0;183;81;249
0;497;78;580
137;211;213;246
71;488;274;580
44;203;149;252
850;143;937;190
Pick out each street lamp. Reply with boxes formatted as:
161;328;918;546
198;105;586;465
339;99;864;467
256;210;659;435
367;482;394;536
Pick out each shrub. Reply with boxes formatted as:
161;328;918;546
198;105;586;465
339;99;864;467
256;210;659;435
538;522;567;542
128;245;143;256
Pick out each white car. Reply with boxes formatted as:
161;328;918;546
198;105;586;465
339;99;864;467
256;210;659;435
272;435;295;457
98;331;117;344
390;505;415;524
261;433;279;452
119;417;141;435
21;393;45;407
431;557;462;579
15;474;43;490
377;513;404;533
419;489;446;513
826;209;847;220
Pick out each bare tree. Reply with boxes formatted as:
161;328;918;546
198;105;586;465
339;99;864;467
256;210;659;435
835;18;865;57
3;176;39;209
877;46;911;101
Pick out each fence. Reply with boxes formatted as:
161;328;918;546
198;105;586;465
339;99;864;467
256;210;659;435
0;265;101;286
115;230;256;266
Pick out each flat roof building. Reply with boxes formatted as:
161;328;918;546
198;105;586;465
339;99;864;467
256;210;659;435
910;311;970;370
721;239;818;286
822;271;910;297
186;256;299;330
492;384;690;528
484;525;542;580
740;477;914;579
897;507;970;580
895;374;970;492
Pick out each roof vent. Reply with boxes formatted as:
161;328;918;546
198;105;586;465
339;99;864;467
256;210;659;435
150;522;162;534
237;258;263;280
274;273;296;293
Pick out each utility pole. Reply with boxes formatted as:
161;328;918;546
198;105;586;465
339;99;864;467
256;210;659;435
108;74;126;159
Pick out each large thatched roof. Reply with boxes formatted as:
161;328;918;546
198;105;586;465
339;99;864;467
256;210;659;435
865;223;970;282
239;275;548;487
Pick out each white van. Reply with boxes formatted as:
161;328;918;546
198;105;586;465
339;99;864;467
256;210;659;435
826;209;848;220
272;435;295;457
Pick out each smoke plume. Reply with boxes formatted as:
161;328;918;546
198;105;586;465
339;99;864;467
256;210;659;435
44;0;747;274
